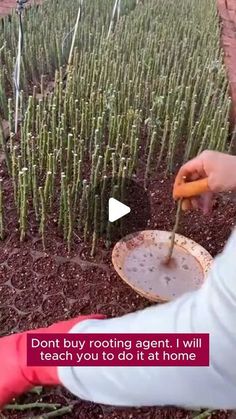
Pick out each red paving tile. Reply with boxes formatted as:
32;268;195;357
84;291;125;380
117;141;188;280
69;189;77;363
217;0;236;124
0;0;42;18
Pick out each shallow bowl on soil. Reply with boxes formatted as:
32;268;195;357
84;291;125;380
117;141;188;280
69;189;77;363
112;230;213;302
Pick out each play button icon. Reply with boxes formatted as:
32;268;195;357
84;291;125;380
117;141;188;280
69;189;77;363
82;174;150;245
109;198;131;223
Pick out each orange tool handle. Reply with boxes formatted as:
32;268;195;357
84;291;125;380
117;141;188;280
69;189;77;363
173;177;209;199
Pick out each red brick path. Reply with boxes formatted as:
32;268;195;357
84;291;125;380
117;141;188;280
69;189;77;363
217;0;236;123
0;0;42;18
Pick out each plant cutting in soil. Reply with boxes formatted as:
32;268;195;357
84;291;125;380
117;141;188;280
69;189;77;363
0;0;235;417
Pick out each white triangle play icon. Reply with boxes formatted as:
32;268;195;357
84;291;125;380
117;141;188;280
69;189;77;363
108;198;131;223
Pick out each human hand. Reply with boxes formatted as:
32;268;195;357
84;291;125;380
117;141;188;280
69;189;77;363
173;150;236;214
0;314;105;407
0;332;33;408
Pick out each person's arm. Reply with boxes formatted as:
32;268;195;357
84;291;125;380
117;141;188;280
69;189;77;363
0;314;106;407
59;151;236;409
58;227;236;410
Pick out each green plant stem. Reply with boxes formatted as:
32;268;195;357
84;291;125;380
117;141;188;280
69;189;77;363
165;198;182;264
192;410;214;419
4;402;61;411
38;405;73;418
29;386;43;395
0;116;11;174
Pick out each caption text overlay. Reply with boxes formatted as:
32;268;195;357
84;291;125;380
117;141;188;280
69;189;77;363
27;333;209;367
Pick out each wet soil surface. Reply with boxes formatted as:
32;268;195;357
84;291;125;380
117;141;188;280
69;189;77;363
0;157;235;418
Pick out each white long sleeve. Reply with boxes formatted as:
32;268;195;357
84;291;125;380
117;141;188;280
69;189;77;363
58;228;236;409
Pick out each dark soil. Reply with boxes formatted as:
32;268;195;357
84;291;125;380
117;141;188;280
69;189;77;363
0;154;235;418
1;1;235;414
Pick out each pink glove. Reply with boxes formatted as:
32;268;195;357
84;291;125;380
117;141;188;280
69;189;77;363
0;314;105;407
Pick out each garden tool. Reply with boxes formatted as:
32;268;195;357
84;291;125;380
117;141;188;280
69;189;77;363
173;176;210;203
112;177;212;303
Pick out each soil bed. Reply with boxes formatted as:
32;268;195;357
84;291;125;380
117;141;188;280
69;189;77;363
0;156;235;418
0;1;235;415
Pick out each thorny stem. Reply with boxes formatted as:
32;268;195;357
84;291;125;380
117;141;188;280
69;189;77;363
192;410;214;419
4;402;61;411
0;116;11;174
39;187;46;250
38;405;73;418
